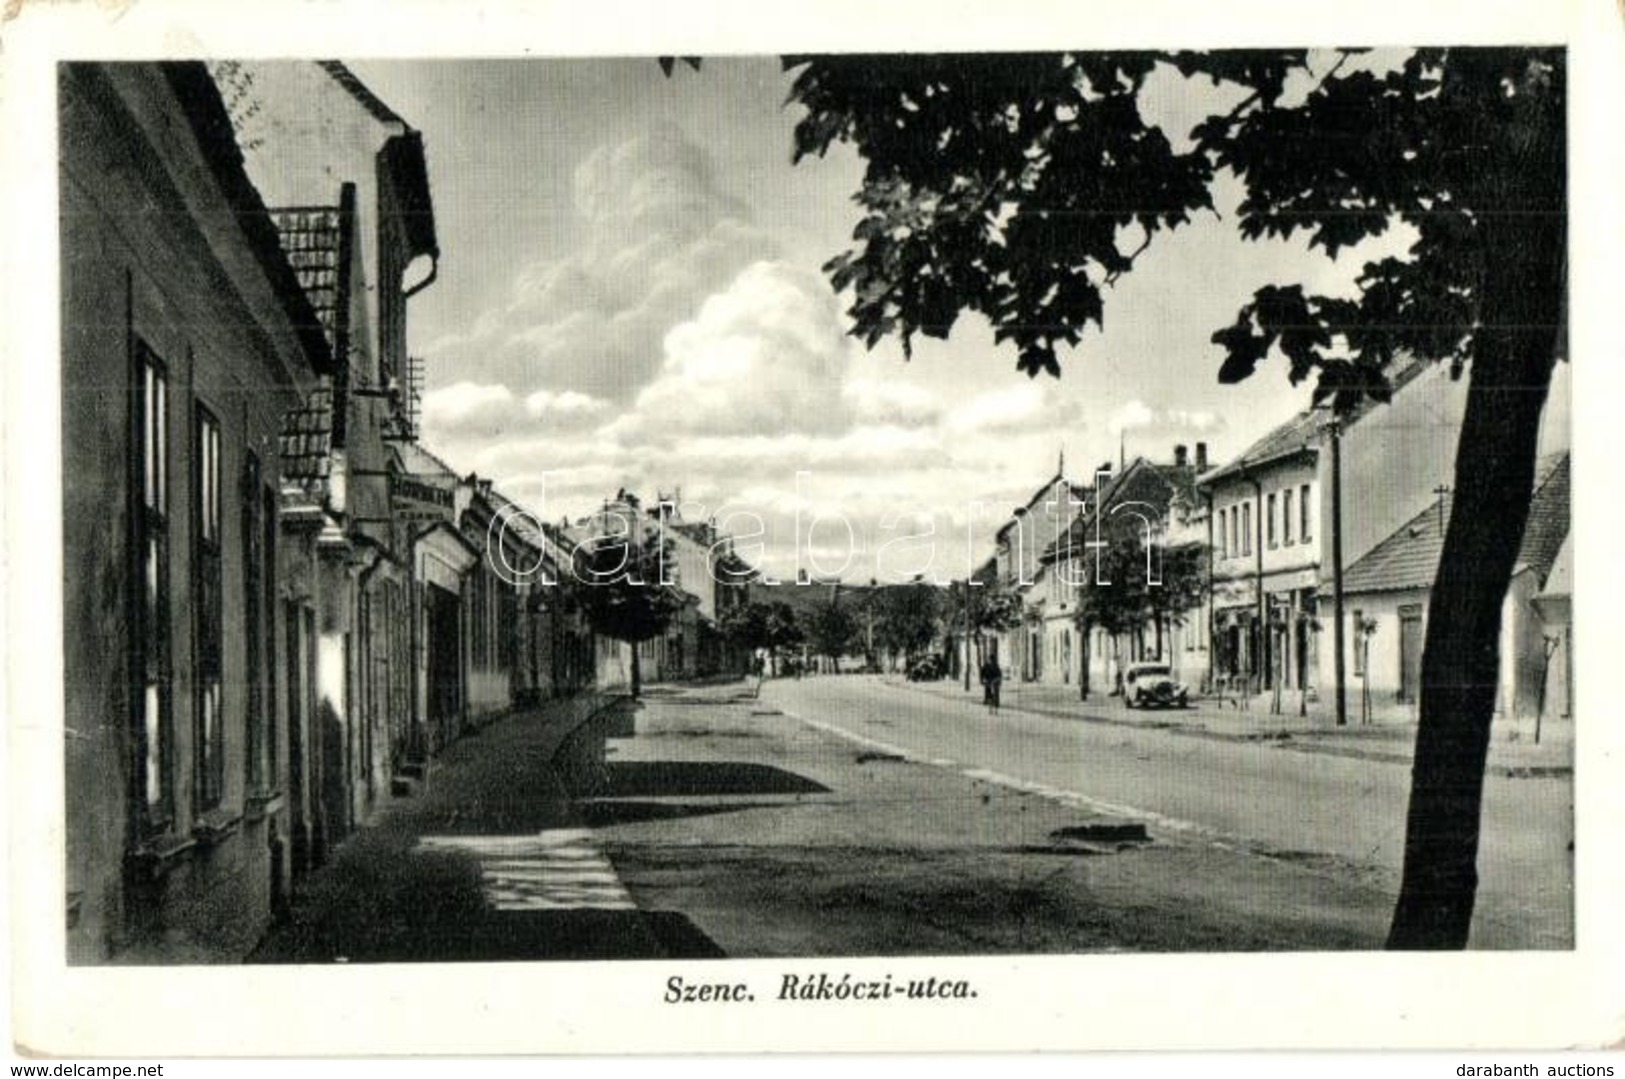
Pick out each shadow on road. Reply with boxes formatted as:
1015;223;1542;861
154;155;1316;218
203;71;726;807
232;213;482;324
599;761;831;798
576;799;772;827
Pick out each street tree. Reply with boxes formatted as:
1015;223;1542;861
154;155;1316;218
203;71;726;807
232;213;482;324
873;580;945;666
719;598;805;684
944;579;1025;677
780;48;1565;948
806;597;860;671
572;529;687;699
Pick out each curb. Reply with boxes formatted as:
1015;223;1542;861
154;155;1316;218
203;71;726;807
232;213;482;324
879;679;1573;777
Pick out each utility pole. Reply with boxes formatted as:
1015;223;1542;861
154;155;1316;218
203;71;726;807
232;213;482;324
1330;413;1348;727
962;579;973;693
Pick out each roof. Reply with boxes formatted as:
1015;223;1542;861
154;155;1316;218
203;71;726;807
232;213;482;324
313;61;438;261
316;61;407;127
1198;355;1438;489
279;382;335;483
480;485;550;554
1341;453;1570;596
1198;409;1325;488
993;472;1088;540
1515;453;1570;581
268;203;346;352
1537;534;1573;602
393;438;461;482
158;63;337;378
1040;456;1187;563
1341;499;1450;595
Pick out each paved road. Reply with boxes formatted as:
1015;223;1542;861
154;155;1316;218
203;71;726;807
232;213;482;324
759;675;1572;949
255;678;1571;962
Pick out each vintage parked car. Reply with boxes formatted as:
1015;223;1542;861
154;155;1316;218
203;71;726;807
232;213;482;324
906;654;948;682
1121;662;1190;709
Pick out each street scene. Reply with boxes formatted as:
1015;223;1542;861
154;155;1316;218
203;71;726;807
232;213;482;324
57;51;1571;964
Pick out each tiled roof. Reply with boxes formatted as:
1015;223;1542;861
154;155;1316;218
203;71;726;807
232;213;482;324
994;473;1088;539
1198;355;1436;489
279;381;334;482
268;206;344;351
158;63;336;378
1341;452;1570;596
1198;410;1326;487
1515;453;1569;581
1040;456;1188;562
1341;500;1449;595
481;485;549;552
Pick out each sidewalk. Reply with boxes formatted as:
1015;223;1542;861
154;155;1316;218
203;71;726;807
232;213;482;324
250;692;725;963
883;675;1572;777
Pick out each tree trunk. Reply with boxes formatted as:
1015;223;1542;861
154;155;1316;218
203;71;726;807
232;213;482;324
1386;218;1562;949
1080;625;1091;700
629;641;642;699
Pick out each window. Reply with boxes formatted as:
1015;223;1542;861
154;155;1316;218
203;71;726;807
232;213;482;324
243;453;277;792
1283;488;1295;546
134;343;173;834
1241;502;1252;557
263;485;279;785
1300;483;1312;542
1267;493;1278;548
195;405;225;812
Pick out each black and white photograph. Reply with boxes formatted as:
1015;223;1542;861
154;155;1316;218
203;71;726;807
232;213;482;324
7;0;1624;1060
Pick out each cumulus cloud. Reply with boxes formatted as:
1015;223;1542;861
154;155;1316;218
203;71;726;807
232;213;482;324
421;381;522;438
412;136;1117;582
524;389;611;424
1108;398;1227;443
423;127;778;402
620;260;856;442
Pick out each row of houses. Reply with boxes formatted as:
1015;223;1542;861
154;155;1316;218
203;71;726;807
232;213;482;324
59;61;667;965
972;357;1573;727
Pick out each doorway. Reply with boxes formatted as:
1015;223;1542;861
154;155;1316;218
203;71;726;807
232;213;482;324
425;584;462;750
1398;604;1424;702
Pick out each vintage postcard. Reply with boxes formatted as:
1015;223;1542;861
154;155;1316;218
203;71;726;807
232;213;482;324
5;0;1623;1058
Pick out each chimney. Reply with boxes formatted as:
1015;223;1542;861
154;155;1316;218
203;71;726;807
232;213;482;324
1174;444;1188;468
1195;442;1209;471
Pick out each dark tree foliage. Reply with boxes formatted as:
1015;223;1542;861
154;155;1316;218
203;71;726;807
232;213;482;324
720;598;805;692
780;48;1566;948
721;599;805;651
944;579;1025;670
806;598;860;665
872;580;945;661
572;530;687;698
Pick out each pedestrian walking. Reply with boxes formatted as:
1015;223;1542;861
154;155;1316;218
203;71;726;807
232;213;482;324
980;657;1003;713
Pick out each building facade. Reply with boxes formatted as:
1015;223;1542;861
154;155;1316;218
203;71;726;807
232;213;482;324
61;62;338;961
1200;417;1323;703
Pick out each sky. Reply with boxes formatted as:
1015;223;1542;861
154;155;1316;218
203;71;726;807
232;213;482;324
344;55;1496;584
